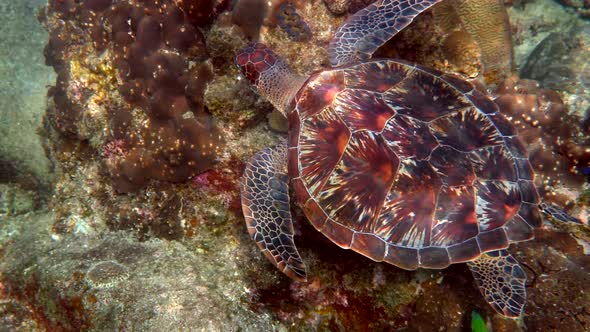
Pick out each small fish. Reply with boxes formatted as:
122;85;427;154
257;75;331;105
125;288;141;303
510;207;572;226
471;310;488;332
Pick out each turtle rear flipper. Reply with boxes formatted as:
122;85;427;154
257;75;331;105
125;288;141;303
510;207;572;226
241;142;307;281
540;202;584;224
467;250;527;318
329;0;444;67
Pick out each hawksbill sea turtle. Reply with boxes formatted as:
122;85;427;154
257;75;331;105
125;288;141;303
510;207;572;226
236;0;582;317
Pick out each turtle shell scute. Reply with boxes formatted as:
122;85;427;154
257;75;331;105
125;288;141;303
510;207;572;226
289;60;540;270
382;69;472;122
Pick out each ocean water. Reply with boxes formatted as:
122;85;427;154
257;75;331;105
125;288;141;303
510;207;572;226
0;0;588;331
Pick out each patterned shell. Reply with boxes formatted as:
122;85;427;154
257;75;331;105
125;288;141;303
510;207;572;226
287;60;542;270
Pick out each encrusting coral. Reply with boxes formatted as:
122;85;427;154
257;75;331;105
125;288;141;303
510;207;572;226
43;0;224;193
495;76;590;191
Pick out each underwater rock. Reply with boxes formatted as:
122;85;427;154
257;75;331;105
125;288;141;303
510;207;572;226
508;0;582;71
232;0;319;42
513;227;590;331
556;0;590;19
520;32;578;90
231;0;268;39
205;75;269;127
0;212;280;330
0;0;54;191
0;184;38;217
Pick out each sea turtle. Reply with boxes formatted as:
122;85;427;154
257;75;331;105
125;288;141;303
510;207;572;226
236;0;581;318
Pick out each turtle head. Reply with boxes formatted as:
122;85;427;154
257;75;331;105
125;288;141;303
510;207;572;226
235;42;279;85
236;42;306;116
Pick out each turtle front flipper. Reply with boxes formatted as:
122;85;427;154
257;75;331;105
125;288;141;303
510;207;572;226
539;202;584;224
241;142;307;281
328;0;444;67
467;250;527;318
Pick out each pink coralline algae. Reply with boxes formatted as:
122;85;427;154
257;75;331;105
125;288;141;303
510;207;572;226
44;0;224;193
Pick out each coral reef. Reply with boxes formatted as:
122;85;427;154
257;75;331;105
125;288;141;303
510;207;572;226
443;0;514;84
1;0;589;330
231;0;268;39
495;76;590;216
276;2;312;41
43;0;223;193
368;1;512;85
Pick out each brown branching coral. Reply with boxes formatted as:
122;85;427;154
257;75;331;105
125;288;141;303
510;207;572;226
495;76;590;194
43;0;223;193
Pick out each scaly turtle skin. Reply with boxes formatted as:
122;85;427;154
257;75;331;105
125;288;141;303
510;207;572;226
237;0;582;318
